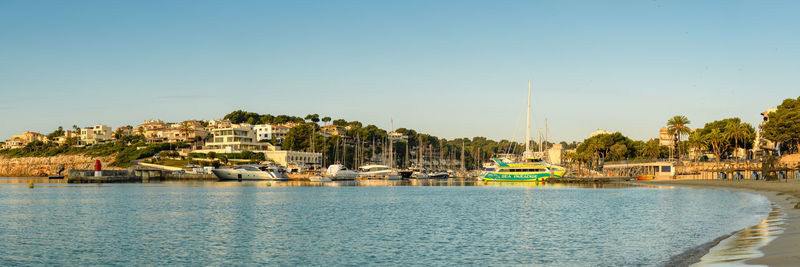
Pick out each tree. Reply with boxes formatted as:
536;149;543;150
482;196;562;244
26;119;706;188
113;128;125;139
283;123;315;151
179;121;193;142
322;117;332;126
305;114;320;124
333;119;348;126
72;125;81;132
686;132;705;161
691;118;751;162
704;128;729;163
47;126;65;140
576;132;635;168
224;110;262;124
641;139;662;160
65;137;80;146
762;96;800;154
206;151;217;159
666;115;691;160
727;121;754;161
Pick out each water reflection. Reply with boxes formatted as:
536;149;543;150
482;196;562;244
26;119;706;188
1;177;642;189
693;204;785;266
0;177;69;184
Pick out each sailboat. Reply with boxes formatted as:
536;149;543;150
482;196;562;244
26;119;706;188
481;80;567;182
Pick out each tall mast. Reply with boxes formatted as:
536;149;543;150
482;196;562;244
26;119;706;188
461;141;465;171
405;140;409;169
388;119;393;168
525;80;532;155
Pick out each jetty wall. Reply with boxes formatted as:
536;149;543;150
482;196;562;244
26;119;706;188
0;155;117;177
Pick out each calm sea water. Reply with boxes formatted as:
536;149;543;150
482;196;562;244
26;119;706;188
0;179;771;266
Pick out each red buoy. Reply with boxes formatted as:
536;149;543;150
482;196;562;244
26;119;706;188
94;160;102;171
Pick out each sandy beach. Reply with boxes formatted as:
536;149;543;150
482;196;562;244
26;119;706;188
648;179;800;266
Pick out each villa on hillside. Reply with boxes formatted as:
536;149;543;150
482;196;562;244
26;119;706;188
192;123;321;169
79;125;112;146
253;124;290;142
2;131;47;149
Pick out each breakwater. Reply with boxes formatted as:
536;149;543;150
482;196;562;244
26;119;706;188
67;169;216;183
0;155;117;177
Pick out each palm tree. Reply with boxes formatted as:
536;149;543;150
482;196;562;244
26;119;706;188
727;122;748;162
179;121;193;142
704;128;729;163
667;115;691;161
686;132;704;162
642;140;661;160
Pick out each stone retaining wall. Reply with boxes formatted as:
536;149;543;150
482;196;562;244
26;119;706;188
0;155;117;177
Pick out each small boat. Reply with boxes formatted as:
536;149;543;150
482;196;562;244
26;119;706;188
636;175;654;180
411;170;430;179
309;175;332;182
212;164;287;181
49;166;66;179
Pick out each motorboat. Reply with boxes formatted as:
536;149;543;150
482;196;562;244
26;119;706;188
357;165;401;180
409;168;430;179
324;164;357;180
412;171;430;179
212;164;287;181
428;171;449;179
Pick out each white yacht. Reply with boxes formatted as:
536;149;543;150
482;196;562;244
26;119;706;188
428;171;449;179
324;164;357;180
357;165;401;180
212;164;287;181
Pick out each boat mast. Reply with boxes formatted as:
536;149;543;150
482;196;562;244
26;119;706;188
405;140;409;169
389;119;393;169
525;80;532;157
461;141;465;171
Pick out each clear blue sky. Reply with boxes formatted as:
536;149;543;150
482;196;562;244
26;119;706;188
1;0;798;143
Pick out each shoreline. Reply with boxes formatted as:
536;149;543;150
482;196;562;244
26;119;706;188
665;232;736;267
645;179;800;266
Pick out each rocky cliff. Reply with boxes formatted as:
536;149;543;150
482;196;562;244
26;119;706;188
0;155;118;177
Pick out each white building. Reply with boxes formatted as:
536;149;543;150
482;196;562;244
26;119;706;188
589;129;612;137
253;124;290;142
754;108;778;156
207;119;232;129
264;150;322;169
547;143;564;165
80;125;112;145
658;127;675;147
388;131;408;141
200;124;268;153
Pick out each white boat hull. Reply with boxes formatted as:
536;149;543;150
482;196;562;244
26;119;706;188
213;168;286;181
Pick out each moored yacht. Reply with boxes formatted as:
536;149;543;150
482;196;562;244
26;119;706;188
324;164;357;180
357;165;401;180
213;164;287;181
428;171;449;179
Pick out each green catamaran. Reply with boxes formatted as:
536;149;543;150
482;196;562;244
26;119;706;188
481;80;567;182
